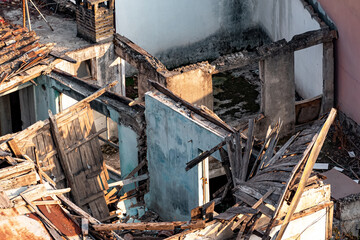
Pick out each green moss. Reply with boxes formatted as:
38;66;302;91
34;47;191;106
213;72;260;118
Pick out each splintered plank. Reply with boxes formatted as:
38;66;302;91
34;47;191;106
234;185;276;206
7;139;23;157
234;192;274;218
0;161;34;180
241;119;255;181
250;171;290;184
0;170;37;190
0;190;13;208
226;135;238;185
92;221;206;231
276;109;337;239
214;206;258;221
185;140;226;171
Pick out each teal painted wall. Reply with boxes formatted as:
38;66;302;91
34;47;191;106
34;76;60;121
144;93;226;221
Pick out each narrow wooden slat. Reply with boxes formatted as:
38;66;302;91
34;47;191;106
186;140;226;171
93;221;188;231
108;173;149;188
234;191;274;218
226;136;237;185
59;80;118;117
234;132;242;180
276;109;337;239
241;119;255;181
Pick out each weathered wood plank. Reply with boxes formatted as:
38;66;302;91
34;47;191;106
49;110;81;205
276;109;337;239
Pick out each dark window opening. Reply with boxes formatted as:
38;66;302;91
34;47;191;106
77;59;96;80
9;91;22;133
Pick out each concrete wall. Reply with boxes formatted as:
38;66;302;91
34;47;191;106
55;42;124;95
166;68;214;109
254;0;323;99
115;0;266;68
259;52;295;136
311;0;360;124
144;92;227;221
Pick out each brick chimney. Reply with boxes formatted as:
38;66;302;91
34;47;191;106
76;0;114;43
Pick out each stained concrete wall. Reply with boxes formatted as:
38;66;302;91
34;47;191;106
259;52;295;136
144;92;227;221
115;0;265;68
55;42;123;95
166;68;214;109
254;0;323;100
310;0;360;125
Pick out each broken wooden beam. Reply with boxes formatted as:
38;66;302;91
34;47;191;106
93;220;205;231
186;140;226;171
0;161;34;180
276;109;336;239
241;119;255;181
108;173;149;188
60;80;118;117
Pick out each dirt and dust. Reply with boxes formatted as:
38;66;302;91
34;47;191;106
101;142;120;171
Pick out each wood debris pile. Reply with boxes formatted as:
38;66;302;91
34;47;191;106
0;20;54;83
88;82;336;239
178;111;336;239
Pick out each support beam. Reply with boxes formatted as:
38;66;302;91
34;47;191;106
257;51;295;137
322;41;335;114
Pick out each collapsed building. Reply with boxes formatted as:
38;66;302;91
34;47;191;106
0;0;357;239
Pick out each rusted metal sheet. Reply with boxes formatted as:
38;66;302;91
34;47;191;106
0;213;51;240
38;197;82;237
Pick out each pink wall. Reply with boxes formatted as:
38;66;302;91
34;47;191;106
318;0;360;123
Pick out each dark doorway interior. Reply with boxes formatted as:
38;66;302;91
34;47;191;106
9;91;22;133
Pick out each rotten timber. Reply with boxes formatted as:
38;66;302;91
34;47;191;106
180;108;336;239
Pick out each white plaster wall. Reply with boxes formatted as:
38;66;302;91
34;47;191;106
115;0;257;56
115;0;220;55
254;0;323;99
249;208;327;240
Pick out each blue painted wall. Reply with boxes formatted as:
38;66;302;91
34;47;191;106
144;92;226;221
34;76;140;186
34;75;60;121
